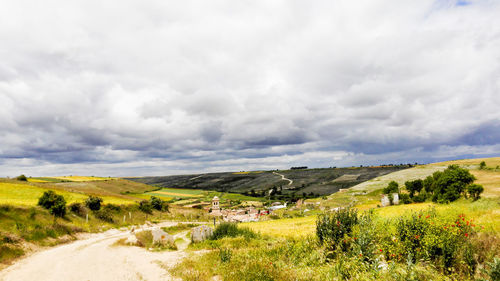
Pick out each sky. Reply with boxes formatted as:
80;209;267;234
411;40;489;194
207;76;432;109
1;0;499;177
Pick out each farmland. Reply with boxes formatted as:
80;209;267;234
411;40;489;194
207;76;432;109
127;165;410;197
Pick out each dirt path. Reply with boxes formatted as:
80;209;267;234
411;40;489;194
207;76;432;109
273;172;293;187
0;222;196;281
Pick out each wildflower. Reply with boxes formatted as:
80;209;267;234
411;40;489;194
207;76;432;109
465;233;469;237
359;254;363;257
379;249;383;252
426;215;430;219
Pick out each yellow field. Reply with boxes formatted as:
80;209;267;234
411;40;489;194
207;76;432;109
27;178;50;183
428;157;500;169
0;182;134;206
153;191;203;197
51;176;117;182
240;216;317;238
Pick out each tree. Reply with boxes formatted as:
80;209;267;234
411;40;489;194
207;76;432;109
16;174;27;181
150;196;168;212
467;184;484;201
139;200;152;215
479;161;486;170
423;176;434;194
383;181;399;194
432;165;476;203
38;190;66;222
405;179;423;198
85;196;103;211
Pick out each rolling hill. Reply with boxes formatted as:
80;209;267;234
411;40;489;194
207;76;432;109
126;165;411;196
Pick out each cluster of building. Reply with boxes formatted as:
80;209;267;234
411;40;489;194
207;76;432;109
208;196;273;223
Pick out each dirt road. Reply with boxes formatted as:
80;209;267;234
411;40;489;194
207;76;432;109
273;172;293;187
0;222;194;281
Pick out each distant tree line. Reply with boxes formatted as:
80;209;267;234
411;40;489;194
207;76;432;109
290;166;308;170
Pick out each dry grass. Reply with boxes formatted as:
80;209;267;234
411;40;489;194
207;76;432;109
51;176;117;182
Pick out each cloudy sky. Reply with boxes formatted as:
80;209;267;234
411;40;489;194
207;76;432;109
1;0;499;176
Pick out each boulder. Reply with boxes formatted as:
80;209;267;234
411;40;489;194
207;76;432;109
151;228;174;245
191;225;213;243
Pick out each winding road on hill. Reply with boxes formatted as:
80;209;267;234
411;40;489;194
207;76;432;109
273;172;293;188
0;222;196;281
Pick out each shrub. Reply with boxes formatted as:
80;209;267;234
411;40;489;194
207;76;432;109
16;174;27;181
467;184;484;201
37;190;66;220
316;207;358;246
405;179;423;198
85;196;103;211
219;248;232;263
69;202;86;217
211;223;257;240
150;196;168;212
482;257;500;281
351;211;377;263
399;193;412;204
383;181;399;194
94;208;114;223
139;200;153;215
479;161;486;170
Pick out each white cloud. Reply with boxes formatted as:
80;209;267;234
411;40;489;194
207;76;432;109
0;0;499;176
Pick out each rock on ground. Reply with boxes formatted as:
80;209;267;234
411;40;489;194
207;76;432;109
191;225;213;243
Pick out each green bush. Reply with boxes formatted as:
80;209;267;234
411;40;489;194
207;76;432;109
16;174;27;181
94;208;114;223
219;248;232;263
211;223;257;240
139;200;153;215
467;184;484;201
482;257;500;281
383;181;399;194
37;190;66;219
316;207;358;246
69;202;86;217
432;165;476;203
150;196;168;212
399;193;412;204
85;196;103;211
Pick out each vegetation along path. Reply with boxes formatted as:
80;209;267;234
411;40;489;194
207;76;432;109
0;222;193;281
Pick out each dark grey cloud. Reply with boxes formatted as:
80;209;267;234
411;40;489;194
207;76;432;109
0;0;499;176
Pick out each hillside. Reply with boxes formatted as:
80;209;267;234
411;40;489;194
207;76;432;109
126;165;410;196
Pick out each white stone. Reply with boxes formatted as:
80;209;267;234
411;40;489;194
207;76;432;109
151;228;174;245
191;225;213;243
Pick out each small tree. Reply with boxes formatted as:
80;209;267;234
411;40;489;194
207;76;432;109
467;184;484;201
383;181;399;194
38;190;66;222
479;161;486;170
405;179;423;198
139;200;152;218
150;196;168;212
85;196;103;211
16;174;28;181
